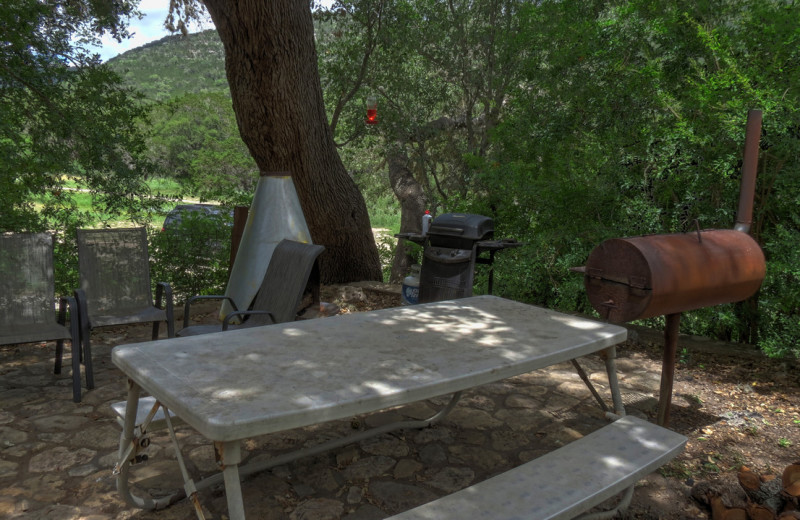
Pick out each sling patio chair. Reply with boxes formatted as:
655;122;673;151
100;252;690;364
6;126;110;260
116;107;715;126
178;239;324;336
74;227;175;362
0;232;86;402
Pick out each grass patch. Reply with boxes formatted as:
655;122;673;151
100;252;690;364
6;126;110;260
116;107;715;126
367;194;401;233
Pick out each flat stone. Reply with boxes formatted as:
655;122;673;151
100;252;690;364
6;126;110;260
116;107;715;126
22;474;67;503
413;426;453;444
341;455;395;481
426;466;475;493
444;408;502;430
494;408;552;432
294;461;343;492
336;447;359;467
28;446;96;473
342;504;386;520
0;459;19;478
188;444;218;473
38;431;70;443
71;424;120;450
3;441;47;457
68;463;98;477
505;393;541;409
369;481;438;514
360;435;409;458
0;426;29;446
393;459;423;479
455;429;486;445
31;414;89;432
418;444;447;465
461;394;496;411
491;429;533;451
556;380;594;398
346;485;363;504
447;445;508;472
517;384;548;398
396;401;437;420
289;497;343;520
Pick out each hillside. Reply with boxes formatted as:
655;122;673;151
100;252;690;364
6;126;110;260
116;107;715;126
107;29;228;101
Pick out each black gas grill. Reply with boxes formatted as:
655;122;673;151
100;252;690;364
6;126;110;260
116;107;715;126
396;213;520;303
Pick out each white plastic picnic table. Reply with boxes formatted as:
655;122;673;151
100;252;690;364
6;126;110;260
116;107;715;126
112;295;628;520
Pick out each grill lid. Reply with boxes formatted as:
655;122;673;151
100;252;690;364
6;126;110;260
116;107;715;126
428;213;494;240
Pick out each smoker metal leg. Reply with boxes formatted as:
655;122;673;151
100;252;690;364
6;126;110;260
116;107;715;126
657;313;681;427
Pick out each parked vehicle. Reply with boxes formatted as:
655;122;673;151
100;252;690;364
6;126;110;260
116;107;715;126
161;204;232;233
159;204;233;255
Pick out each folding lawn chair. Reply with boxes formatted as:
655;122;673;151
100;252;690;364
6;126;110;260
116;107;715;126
0;232;86;402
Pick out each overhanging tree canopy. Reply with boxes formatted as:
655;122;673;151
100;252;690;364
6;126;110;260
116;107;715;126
0;0;158;232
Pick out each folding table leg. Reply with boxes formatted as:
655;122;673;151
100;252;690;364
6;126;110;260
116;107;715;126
216;441;245;520
115;380;183;510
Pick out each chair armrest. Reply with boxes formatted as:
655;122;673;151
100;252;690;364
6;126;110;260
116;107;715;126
155;282;175;337
183;295;238;329
222;310;275;331
154;282;173;310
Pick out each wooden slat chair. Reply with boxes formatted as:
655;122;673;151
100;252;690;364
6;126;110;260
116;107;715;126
0;232;86;402
178;239;324;336
75;227;175;364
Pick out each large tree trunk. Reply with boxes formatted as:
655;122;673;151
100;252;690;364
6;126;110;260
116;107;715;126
388;144;427;283
202;0;381;283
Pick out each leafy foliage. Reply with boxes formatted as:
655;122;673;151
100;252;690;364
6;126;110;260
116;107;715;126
315;0;799;357
1;0;160;235
480;0;800;356
147;92;259;204
148;214;232;303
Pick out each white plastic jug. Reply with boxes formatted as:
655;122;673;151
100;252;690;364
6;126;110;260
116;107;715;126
401;264;421;305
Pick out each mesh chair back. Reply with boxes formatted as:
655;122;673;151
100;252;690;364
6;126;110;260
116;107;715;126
0;233;56;329
77;228;154;318
248;240;324;326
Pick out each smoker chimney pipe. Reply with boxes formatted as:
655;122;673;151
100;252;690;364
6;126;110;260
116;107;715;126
734;109;762;233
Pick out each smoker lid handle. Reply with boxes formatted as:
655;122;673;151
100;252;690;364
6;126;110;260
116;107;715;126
429;226;464;235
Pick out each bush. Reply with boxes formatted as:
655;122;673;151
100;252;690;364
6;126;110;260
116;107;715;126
148;214;232;303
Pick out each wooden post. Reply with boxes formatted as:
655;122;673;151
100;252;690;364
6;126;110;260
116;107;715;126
229;205;249;274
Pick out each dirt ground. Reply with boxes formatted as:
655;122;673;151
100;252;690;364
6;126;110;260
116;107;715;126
624;334;800;518
329;285;800;519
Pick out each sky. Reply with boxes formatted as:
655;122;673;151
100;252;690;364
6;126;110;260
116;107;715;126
92;0;334;62
92;0;213;62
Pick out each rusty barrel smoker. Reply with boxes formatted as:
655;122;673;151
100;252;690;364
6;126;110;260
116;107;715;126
577;110;767;426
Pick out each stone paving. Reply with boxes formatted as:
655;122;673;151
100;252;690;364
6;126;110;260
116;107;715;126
0;295;682;520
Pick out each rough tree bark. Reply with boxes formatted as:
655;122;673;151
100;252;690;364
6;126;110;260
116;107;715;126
201;0;382;283
387;144;427;282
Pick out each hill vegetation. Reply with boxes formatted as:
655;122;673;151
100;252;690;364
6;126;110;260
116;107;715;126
108;30;228;101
